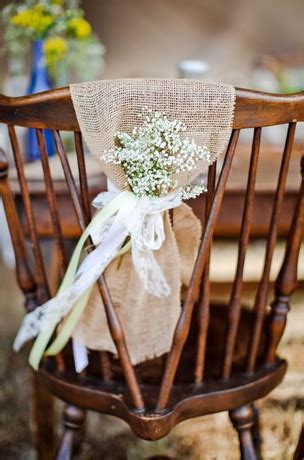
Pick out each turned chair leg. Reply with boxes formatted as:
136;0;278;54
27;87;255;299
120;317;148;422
294;425;304;460
55;405;86;460
252;404;261;457
32;374;55;460
229;404;259;460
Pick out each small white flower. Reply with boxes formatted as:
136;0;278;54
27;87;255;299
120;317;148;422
102;108;211;199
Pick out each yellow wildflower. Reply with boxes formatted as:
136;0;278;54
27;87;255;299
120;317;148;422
68;17;92;39
44;36;68;66
10;6;54;37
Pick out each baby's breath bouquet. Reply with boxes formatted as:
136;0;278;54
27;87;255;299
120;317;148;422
2;0;104;84
103;109;210;200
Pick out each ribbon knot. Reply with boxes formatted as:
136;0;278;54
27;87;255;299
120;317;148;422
125;202;165;251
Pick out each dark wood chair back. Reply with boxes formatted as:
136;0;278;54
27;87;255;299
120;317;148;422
0;87;303;439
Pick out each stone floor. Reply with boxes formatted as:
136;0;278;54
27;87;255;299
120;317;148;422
0;262;303;459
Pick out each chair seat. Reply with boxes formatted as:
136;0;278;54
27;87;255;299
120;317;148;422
36;303;287;440
84;303;266;383
38;360;286;440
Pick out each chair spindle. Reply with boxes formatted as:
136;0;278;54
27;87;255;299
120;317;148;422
194;161;217;384
36;129;67;275
54;131;111;380
0;147;37;311
54;131;143;408
222;127;261;379
73;132;113;382
265;155;304;364
157;129;240;410
74;132;91;225
247;122;296;373
96;275;145;410
8;125;50;302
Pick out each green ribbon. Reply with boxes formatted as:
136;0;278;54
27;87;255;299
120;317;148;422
29;191;134;371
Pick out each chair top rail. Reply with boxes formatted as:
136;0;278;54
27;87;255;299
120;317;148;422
0;87;304;130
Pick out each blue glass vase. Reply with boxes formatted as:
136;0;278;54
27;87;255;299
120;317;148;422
27;40;55;161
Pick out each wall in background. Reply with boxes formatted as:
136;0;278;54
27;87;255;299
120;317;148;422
0;0;304;86
83;0;304;84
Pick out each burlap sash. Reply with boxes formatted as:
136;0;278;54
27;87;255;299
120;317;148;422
70;79;235;364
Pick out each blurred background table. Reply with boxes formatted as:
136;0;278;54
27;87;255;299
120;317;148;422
9;143;303;241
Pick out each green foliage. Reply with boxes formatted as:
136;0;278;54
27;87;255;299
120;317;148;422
2;0;105;84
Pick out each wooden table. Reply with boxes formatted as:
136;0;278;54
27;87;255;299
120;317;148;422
192;141;303;237
9;143;303;239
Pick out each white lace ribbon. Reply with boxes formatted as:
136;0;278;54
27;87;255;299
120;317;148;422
13;188;183;357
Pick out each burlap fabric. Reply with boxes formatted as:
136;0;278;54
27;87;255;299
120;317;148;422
70;79;235;364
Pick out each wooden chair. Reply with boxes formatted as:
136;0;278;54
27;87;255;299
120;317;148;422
0;87;303;460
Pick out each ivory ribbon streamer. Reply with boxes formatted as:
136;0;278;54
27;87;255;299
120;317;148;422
13;188;184;370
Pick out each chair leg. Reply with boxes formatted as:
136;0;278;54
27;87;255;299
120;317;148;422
252;404;261;457
294;425;304;460
229;404;258;460
55;405;86;460
32;374;56;460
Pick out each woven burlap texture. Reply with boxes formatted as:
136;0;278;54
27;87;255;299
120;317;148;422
70;79;235;364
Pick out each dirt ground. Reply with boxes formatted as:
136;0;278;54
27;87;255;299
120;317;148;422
0;262;303;459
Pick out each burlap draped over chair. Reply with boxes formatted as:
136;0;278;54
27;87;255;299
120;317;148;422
70;79;235;364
